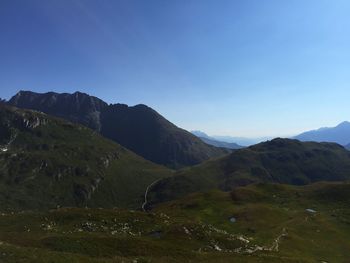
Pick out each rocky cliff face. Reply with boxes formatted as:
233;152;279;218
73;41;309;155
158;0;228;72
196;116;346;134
9;91;108;131
9;91;229;168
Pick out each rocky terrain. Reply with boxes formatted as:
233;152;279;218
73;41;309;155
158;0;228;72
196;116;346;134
0;104;171;210
9;91;229;169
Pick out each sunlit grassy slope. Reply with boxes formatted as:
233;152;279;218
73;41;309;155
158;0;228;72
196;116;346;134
0;104;171;210
0;182;349;262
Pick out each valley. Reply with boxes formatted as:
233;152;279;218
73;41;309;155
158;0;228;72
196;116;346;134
1;95;350;262
2;1;349;262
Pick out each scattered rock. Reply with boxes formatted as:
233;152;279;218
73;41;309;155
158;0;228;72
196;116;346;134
213;244;222;251
306;208;317;213
183;226;191;235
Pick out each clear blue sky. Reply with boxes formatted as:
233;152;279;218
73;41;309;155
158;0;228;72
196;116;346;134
1;0;350;137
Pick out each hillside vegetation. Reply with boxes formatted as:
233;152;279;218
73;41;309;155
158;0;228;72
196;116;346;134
148;138;350;204
0;182;349;262
0;104;171;210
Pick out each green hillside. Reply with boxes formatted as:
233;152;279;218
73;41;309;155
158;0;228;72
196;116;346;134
0;104;171;210
0;182;349;262
1;104;350;262
148;138;350;204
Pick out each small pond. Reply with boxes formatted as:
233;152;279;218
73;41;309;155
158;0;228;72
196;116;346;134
229;217;236;223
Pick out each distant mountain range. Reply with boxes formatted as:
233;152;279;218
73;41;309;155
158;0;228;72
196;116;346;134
191;130;243;149
213;135;272;146
191;130;270;147
294;121;350;146
193;120;350;149
8;91;229;169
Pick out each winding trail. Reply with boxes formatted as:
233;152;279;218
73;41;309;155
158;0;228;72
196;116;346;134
268;228;288;252
142;178;162;212
1;132;18;152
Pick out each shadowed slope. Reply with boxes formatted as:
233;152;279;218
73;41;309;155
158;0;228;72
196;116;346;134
9;91;229;168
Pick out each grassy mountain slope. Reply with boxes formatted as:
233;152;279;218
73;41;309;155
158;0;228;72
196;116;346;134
0;103;171;210
148;138;350;204
0;182;349;262
9;91;229;169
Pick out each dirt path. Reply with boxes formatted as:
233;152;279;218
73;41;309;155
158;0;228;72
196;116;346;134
268;228;288;251
142;179;161;212
1;132;17;152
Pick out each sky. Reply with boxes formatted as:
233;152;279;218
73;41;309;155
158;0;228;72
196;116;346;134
1;0;350;137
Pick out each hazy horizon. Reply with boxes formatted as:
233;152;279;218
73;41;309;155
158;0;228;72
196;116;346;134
1;0;350;137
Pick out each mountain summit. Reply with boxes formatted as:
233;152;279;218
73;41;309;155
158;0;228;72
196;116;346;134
9;91;107;131
9;91;228;168
294;121;350;145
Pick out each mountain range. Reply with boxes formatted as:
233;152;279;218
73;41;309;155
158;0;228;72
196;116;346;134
194;121;350;149
191;130;270;146
191;130;243;149
2;91;350;262
213;135;272;146
8;91;229;169
294;121;350;145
